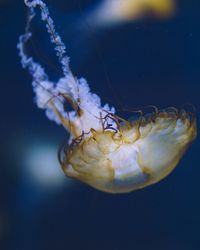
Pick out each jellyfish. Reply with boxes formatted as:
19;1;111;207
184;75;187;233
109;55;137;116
86;0;176;28
18;0;196;193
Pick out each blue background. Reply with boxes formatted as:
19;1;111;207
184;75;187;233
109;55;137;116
1;0;200;249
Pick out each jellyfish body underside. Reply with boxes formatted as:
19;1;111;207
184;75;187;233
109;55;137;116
61;110;196;193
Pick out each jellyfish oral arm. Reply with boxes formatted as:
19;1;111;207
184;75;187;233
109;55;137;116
18;0;115;137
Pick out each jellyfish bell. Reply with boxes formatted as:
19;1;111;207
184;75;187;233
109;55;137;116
59;107;196;193
18;0;196;194
87;0;175;28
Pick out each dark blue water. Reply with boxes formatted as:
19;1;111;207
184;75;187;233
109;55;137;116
1;1;200;250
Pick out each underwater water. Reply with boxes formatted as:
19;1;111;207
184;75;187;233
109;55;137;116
1;0;200;249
